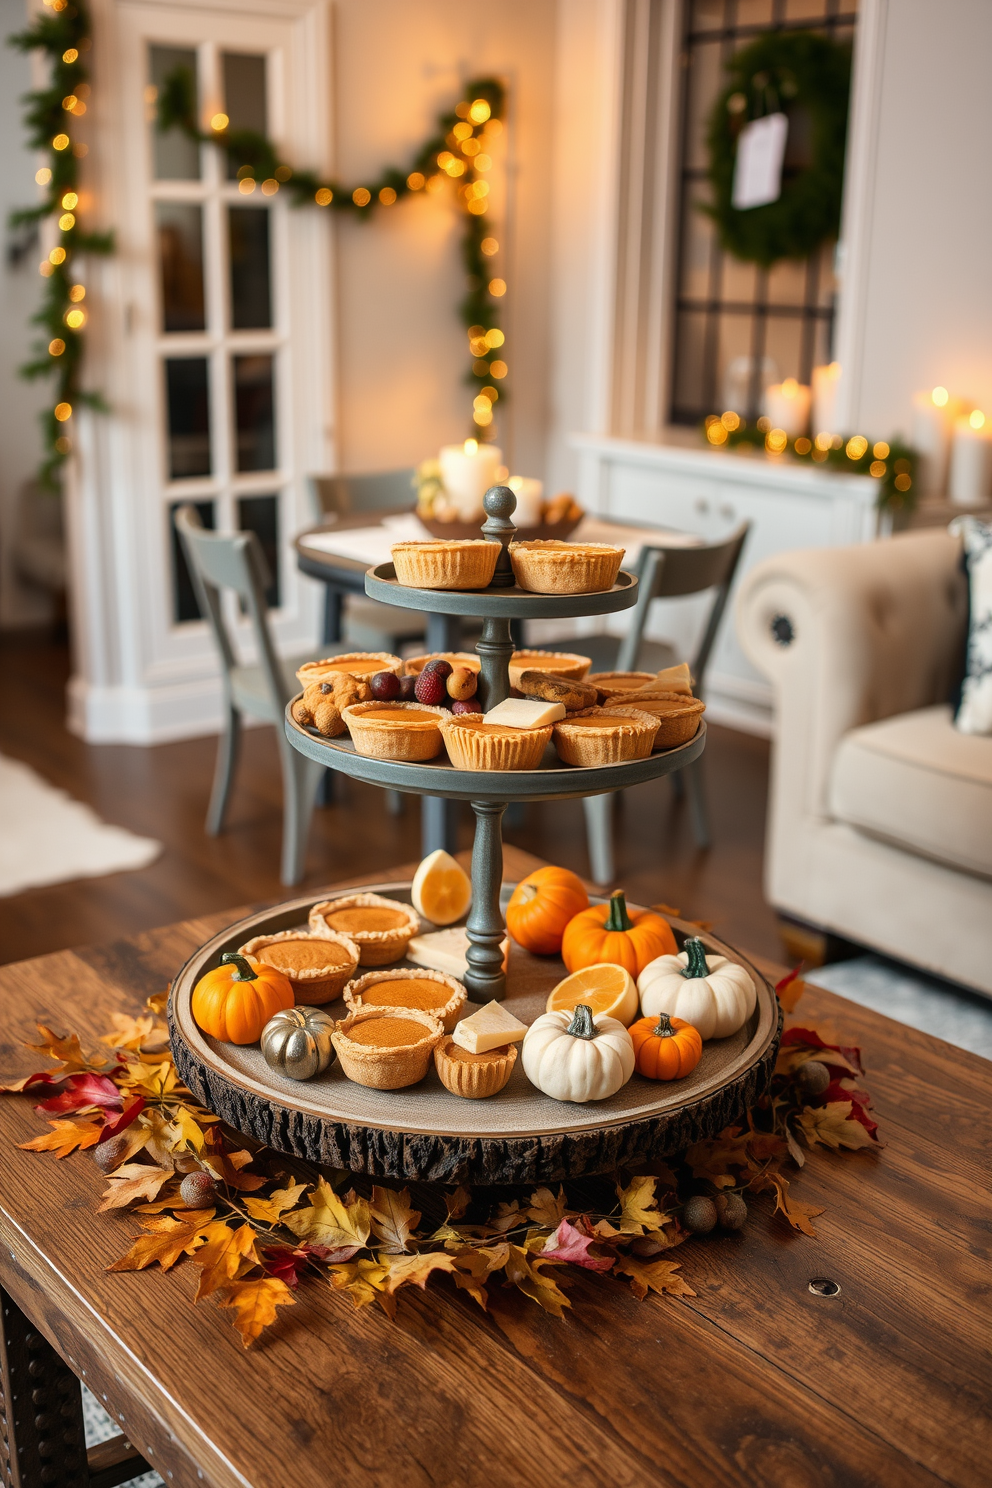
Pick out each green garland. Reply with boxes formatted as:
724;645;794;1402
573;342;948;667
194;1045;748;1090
705;30;851;267
9;0;112;488
156;69;509;427
702;414;919;514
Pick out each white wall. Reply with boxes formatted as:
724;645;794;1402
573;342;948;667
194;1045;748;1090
0;0;55;628
836;0;992;434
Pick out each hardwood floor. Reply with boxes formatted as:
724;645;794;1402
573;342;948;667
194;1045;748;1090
0;630;783;966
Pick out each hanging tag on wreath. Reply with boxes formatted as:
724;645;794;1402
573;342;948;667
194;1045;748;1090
732;112;788;210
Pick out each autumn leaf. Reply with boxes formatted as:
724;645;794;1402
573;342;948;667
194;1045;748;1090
19;1116;103;1159
368;1186;420;1253
259;1242;327;1288
503;1244;571;1317
24;1024;105;1073
243;1181;309;1225
217;1276;295;1347
98;1162;174;1211
447;1247;492;1309
100;1096;145;1143
329;1258;395;1316
107;1211;216;1272
172;1105;209;1154
684;1129;753;1189
753;1172;824;1237
99;1013;169;1055
777;1028;863;1078
617;1176;667;1233
192;1221;258;1300
523;1186;567;1228
444;1185;471;1221
774;967;806;1013
379;1251;457;1294
797;1101;875;1152
200;1129;265;1191
146;989;169;1015
96;1123;149;1170
284;1178;370;1250
487;1198;523;1235
615;1255;696;1301
539;1219;613;1272
34;1071;122;1116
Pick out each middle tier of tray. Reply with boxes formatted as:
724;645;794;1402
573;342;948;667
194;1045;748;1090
285;707;706;802
364;562;639;618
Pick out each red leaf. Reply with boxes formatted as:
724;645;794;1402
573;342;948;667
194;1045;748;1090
35;1073;122;1116
541;1219;614;1272
99;1096;145;1142
261;1241;346;1287
780;1027;864;1075
818;1082;879;1137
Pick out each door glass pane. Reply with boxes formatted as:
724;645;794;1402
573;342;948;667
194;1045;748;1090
165;358;212;478
228;207;272;329
238;494;280;608
149;46;200;181
233;354;276;471
223;52;268;179
170;500;214;623
156;203;205;332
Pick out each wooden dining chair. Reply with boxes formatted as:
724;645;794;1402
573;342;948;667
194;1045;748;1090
174;505;324;886
583;522;751;883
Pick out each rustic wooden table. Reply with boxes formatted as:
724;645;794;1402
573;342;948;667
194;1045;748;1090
1;848;988;1488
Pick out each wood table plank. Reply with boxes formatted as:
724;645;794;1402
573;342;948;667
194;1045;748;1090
1;856;989;1488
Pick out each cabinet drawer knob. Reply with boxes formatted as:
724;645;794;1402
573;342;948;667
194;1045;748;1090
694;498;710;514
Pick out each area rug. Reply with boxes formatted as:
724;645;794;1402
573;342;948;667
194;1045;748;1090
0;754;161;896
82;1385;162;1488
811;955;992;1060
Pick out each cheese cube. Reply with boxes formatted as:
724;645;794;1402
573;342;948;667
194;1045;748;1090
483;697;566;729
452;1000;528;1054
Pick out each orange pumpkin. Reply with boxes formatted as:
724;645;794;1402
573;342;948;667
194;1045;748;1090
191;953;294;1045
629;1012;702;1080
506;866;589;955
561;890;677;978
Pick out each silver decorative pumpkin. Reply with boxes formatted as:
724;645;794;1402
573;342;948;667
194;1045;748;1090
261;1006;336;1081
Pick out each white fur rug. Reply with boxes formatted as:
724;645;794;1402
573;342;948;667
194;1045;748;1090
0;754;161;896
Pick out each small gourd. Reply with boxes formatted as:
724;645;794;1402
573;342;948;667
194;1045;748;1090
191;952;294;1045
522;1003;635;1103
629;1012;702;1080
506;866;589;955
561;891;677;978
637;937;756;1040
261;1005;337;1081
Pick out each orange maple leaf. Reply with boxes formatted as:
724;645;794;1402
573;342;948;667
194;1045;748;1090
24;1025;106;1072
753;1172;825;1237
615;1254;696;1301
192;1221;259;1301
107;1211;217;1273
216;1276;295;1347
19;1117;103;1159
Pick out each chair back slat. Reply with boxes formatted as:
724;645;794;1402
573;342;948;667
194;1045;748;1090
309;468;415;521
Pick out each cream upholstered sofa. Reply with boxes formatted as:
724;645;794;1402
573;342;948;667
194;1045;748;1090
737;529;992;997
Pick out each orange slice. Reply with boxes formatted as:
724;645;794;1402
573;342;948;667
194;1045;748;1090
411;850;472;926
546;962;639;1026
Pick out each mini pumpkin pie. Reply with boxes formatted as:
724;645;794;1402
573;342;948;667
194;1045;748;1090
587;671;658;702
344;967;466;1033
237;929;359;1005
391;540;500;591
552;705;660;767
331;1007;443;1090
617;693;705;749
404;651;481;677
441;712;553;771
507;650;592;690
341;701;447;762
434;1038;518;1099
309;892;420;966
509;540;625;595
296;653;403;690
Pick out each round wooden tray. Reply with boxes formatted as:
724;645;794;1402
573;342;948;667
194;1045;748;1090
169;884;782;1186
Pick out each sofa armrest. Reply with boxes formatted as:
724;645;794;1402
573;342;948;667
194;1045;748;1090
736;530;966;826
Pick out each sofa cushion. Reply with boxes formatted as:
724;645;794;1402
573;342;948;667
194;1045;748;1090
829;705;992;879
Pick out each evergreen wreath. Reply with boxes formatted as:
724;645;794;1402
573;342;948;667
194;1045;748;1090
704;29;852;267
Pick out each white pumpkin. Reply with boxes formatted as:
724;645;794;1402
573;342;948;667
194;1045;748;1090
522;1004;634;1103
637;937;756;1040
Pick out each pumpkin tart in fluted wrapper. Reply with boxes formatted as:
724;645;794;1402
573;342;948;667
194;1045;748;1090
309;892;420;966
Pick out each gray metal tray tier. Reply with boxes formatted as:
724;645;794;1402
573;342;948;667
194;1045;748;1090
364;563;639;618
285;708;706;802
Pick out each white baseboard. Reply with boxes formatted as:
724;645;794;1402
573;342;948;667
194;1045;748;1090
66;674;257;744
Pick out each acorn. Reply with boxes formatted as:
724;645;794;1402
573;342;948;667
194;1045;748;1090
447;666;477;701
682;1195;718;1234
795;1059;831;1098
715;1192;748;1231
398;673;418;701
370;670;401;701
179;1171;217;1208
415;666;451;705
93;1132;132;1173
450;697;483;715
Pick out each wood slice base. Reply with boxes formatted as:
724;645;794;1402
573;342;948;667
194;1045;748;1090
169;885;782;1186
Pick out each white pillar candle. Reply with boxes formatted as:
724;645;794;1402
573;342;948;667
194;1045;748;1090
911;387;958;498
507;475;544;526
949;412;992;508
762;378;811;438
438;440;503;520
811;362;841;437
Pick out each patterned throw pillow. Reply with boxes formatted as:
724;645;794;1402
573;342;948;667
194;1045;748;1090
951;516;992;735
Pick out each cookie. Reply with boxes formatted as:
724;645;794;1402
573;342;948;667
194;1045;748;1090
517;669;599;711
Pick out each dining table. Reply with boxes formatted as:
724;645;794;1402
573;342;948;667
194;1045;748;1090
0;846;988;1488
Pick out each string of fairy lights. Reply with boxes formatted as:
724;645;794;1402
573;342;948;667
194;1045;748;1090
156;67;509;435
11;0;112;487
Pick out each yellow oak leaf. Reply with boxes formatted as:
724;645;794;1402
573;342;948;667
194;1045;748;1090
192;1221;258;1301
217;1276;295;1347
369;1186;420;1253
173;1105;208;1154
503;1244;571;1317
617;1175;667;1233
24;1024;105;1072
99;1013;158;1051
447;1247;492;1309
107;1211;216;1272
379;1251;456;1294
283;1179;370;1249
615;1255;696;1301
523;1186;567;1228
141;1109;183;1165
243;1182;309;1225
329;1259;395;1316
19;1117;103;1159
797;1101;874;1152
98;1163;174;1211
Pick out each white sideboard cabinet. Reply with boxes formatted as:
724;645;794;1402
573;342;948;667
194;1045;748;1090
569;434;880;735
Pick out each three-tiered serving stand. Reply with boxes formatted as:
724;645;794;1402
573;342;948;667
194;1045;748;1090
284;487;706;1004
